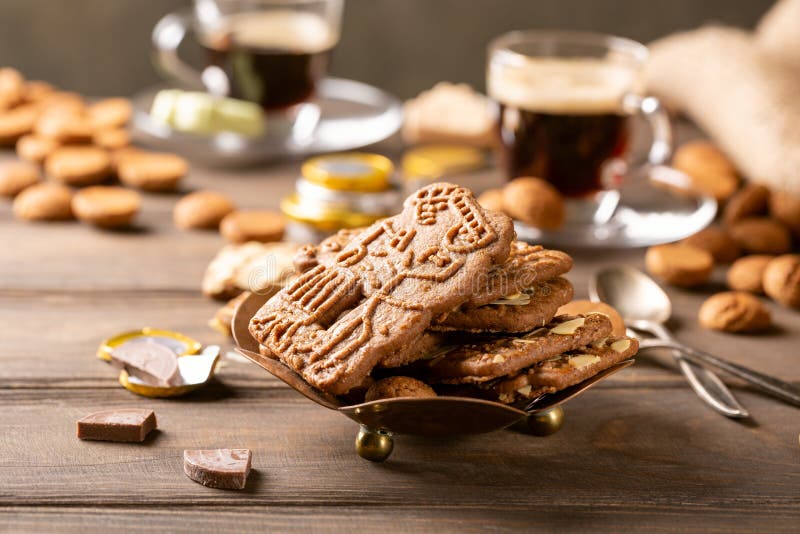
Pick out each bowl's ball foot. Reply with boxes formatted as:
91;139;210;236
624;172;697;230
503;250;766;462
355;426;394;462
526;406;565;436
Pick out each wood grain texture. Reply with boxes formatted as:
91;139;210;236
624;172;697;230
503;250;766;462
0;387;798;512
1;123;799;531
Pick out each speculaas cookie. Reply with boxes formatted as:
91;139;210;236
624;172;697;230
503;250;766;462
489;335;638;403
365;376;437;401
379;331;449;368
249;183;515;394
431;276;573;333
421;313;612;385
296;231;573;310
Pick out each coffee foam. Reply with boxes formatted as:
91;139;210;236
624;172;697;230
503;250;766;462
207;10;337;53
488;57;642;114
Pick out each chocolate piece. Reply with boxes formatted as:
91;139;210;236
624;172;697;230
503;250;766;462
111;340;180;386
250;182;514;394
183;449;252;490
77;409;157;442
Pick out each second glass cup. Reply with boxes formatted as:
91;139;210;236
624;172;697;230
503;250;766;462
153;0;344;141
487;30;671;226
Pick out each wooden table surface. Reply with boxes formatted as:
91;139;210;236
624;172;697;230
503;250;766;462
1;134;799;533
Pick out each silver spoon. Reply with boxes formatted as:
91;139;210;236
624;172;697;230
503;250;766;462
590;266;749;418
592;266;800;409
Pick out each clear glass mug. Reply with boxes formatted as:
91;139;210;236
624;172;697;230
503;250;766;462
152;0;344;140
487;30;672;226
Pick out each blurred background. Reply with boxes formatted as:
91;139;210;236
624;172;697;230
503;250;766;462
0;0;775;99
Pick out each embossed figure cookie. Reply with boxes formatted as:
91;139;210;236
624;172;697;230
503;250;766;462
250;183;514;394
296;233;573;314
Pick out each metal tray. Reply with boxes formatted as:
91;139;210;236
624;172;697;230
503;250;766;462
232;291;634;461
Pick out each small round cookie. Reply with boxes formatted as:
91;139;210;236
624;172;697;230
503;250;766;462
72;186;140;229
728;217;792;255
92;128;131;150
0;103;40;145
220;210;285;243
768;190;800;234
672;141;739;203
365;376;437;402
722;183;769;226
117;151;188;192
88;98;132;129
109;146;144;172
12;182;73;221
698;292;771;333
22;80;55;103
680;226;740;264
727;255;774;294
556;300;626;337
174;190;236;230
0;67;25;109
34;111;94;144
645;243;713;287
762;254;800;309
16;134;59;164
501;177;565;230
0;160;41;197
45;146;112;186
477;188;505;213
38;92;86;116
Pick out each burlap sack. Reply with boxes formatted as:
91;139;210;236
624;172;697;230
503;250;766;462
757;0;800;70
646;26;800;194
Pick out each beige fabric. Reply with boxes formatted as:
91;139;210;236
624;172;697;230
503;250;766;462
646;26;800;194
756;0;800;70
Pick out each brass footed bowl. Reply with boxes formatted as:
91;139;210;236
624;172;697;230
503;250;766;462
232;291;634;461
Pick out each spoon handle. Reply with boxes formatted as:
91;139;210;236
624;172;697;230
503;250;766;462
643;323;749;418
640;339;800;407
676;359;749;418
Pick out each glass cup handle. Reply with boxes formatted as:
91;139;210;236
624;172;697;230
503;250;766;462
625;94;673;166
151;11;207;91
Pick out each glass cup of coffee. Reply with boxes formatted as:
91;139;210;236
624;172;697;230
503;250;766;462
487;30;671;226
152;0;343;141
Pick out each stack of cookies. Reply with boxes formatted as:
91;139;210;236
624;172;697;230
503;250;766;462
248;182;637;405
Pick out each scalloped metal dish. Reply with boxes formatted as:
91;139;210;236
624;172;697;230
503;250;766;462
231;290;634;461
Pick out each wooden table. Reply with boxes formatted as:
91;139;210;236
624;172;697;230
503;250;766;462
1;136;798;532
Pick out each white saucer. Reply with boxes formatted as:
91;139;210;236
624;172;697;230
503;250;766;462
130;78;403;165
514;165;718;249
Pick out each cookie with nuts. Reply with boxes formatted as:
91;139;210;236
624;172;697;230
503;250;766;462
421;314;612;385
489;335;639;403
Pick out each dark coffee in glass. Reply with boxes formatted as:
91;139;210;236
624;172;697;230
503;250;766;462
495;106;629;197
200;11;336;111
488;51;640;200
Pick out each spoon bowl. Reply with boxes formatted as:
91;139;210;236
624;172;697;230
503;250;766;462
590;266;673;324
